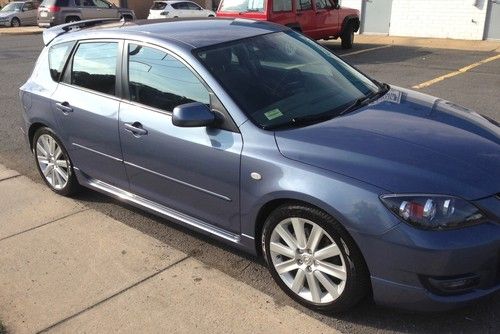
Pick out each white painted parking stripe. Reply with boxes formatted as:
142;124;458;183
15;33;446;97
412;54;500;89
341;45;392;57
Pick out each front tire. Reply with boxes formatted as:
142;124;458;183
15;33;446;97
341;21;355;49
11;17;20;27
33;127;80;196
262;204;369;312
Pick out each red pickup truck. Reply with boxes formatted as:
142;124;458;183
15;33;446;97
216;0;360;48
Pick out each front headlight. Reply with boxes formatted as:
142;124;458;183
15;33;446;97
380;195;485;230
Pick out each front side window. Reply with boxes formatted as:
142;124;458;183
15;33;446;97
70;42;117;95
315;0;330;10
196;32;378;129
128;44;209;112
94;0;111;8
219;0;264;13
48;41;74;82
186;2;201;10
273;0;291;12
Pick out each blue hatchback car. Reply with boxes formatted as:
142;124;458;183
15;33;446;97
19;18;500;313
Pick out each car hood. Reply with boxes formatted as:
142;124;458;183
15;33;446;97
274;87;500;200
0;11;14;18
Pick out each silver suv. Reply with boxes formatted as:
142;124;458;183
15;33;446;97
37;0;135;27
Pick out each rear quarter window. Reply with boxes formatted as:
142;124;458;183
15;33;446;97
48;41;75;82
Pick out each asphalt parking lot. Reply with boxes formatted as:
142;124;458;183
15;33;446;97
0;34;499;334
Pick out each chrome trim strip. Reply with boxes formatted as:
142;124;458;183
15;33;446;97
124;161;232;202
72;143;123;162
87;178;240;243
241;233;255;240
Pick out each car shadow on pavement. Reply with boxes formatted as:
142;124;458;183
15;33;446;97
73;188;499;334
323;42;434;65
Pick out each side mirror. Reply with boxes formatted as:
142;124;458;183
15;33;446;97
172;102;216;127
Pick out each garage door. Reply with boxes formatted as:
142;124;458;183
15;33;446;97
361;0;393;34
486;0;500;40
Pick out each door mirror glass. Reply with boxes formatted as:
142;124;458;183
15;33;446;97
172;102;216;127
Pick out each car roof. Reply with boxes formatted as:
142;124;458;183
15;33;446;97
53;18;287;49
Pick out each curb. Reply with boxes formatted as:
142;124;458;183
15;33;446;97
0;30;43;36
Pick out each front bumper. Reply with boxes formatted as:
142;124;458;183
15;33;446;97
0;19;11;26
352;197;500;311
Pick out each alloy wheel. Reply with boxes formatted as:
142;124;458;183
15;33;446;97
35;134;69;190
269;217;347;304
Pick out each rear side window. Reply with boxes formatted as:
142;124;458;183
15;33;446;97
273;0;291;12
127;44;209;111
41;0;69;6
70;42;118;95
296;0;312;10
219;0;264;13
48;41;74;82
151;1;167;10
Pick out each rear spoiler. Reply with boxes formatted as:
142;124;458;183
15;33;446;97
42;18;122;46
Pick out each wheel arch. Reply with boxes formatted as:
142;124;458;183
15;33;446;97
28;122;49;151
341;15;360;34
253;196;351;257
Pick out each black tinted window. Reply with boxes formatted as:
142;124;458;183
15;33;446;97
273;0;292;11
296;0;312;10
128;44;209;111
186;2;201;10
48;41;74;82
71;42;117;95
151;1;167;10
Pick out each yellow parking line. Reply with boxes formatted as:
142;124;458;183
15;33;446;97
341;45;392;57
412;54;500;89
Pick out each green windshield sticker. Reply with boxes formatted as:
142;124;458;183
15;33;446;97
264;108;283;120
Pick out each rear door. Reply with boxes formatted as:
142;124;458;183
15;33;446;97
185;1;205;17
295;0;316;37
93;0;119;18
51;40;129;189
20;2;37;25
314;0;339;37
118;42;242;233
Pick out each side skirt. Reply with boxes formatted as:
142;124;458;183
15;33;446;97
74;168;256;252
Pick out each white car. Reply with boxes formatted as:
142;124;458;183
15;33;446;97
148;1;215;19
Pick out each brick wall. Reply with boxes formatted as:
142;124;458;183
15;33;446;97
389;0;489;40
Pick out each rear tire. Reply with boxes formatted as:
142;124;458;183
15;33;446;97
33;127;80;196
341;21;355;49
10;17;20;27
65;16;80;23
262;204;369;313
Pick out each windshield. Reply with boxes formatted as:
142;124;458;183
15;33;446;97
1;2;23;11
195;31;379;129
219;0;264;12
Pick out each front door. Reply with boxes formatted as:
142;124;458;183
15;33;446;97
52;40;129;190
486;0;500;40
361;0;393;34
119;43;242;233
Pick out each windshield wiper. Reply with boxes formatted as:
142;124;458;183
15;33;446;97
338;82;390;116
263;83;391;130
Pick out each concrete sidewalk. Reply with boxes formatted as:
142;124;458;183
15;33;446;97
0;26;43;36
351;34;500;52
0;163;338;334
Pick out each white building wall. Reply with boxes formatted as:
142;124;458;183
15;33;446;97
340;0;362;12
389;0;489;40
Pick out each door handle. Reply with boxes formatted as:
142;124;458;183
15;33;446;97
492;0;499;4
124;122;148;136
55;102;73;114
